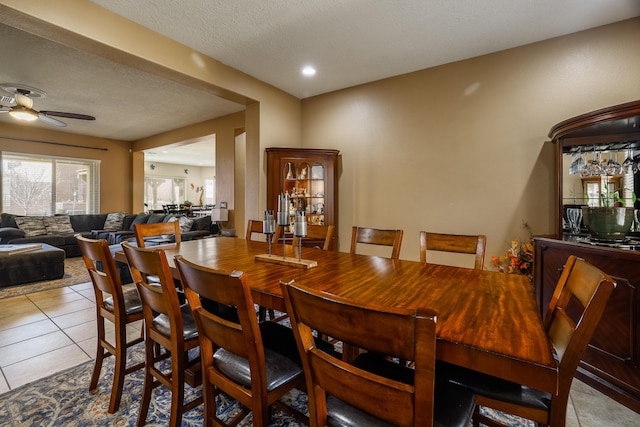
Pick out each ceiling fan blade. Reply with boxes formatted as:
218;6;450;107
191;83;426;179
39;110;95;121
38;112;67;127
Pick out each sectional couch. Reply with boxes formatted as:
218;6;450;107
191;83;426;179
0;212;218;258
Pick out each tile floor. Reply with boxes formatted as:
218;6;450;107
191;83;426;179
1;282;639;426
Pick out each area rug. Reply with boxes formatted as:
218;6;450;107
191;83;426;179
0;341;533;427
0;257;90;300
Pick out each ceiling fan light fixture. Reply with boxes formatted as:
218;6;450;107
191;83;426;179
9;106;39;121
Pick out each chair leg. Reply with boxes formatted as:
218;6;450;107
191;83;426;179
136;341;155;427
89;318;106;392
108;323;128;413
169;354;186;427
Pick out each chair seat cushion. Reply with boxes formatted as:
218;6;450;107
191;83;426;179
103;284;143;315
324;354;475;427
438;361;552;411
327;394;394;427
152;304;199;340
213;347;302;391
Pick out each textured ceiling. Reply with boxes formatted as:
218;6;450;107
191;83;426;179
91;0;640;98
1;0;639;167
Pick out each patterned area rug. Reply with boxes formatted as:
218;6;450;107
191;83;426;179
0;341;533;427
0;257;90;299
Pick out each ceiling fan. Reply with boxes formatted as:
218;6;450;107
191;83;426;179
0;83;95;127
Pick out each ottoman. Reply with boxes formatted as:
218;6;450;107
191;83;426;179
0;243;66;287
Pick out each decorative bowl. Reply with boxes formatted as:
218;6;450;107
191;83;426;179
581;207;634;241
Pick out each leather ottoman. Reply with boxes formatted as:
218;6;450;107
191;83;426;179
0;243;66;287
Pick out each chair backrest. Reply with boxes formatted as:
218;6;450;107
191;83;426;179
419;231;486;269
545;255;615;408
281;280;437;427
174;255;271;404
292;224;335;251
76;234;125;310
121;242;184;342
134;221;181;247
350;226;404;259
245;219;269;241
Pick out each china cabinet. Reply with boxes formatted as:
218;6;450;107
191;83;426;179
534;100;640;413
266;148;339;249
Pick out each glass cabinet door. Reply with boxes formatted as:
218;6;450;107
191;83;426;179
282;161;326;226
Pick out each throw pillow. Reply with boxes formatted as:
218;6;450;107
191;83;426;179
15;217;47;237
103;212;126;231
168;216;194;233
44;216;75;234
179;216;194;233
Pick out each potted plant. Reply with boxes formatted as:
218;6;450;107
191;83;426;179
183;200;193;209
581;188;636;241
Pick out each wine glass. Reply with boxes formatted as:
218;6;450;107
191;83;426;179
605;152;622;175
566;208;582;235
622;149;635;174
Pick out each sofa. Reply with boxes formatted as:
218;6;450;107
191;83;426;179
0;212;218;258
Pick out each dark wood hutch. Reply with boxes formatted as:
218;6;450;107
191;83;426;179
266;148;340;249
535;100;640;413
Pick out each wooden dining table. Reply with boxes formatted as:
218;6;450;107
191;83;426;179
115;236;558;395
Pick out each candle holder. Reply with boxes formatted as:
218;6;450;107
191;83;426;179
263;210;275;256
254;194;316;269
294;211;307;261
277;194;289;259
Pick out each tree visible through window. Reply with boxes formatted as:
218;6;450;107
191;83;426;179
1;153;100;215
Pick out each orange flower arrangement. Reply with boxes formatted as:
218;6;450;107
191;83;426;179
492;222;534;281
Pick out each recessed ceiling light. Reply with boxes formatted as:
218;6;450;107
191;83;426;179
302;66;316;77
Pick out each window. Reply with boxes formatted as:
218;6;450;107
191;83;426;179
144;176;186;210
1;152;100;215
204;178;215;206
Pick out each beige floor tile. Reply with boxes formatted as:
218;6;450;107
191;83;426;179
37;298;95;318
0;310;48;332
30;291;88;311
70;282;93;292
0;375;8;394
25;286;76;302
569;380;640;427
564;396;580;427
0;318;59;347
2;344;90;389
0;330;73;366
76;336;97;358
63;320;97;343
75;288;96;301
51;306;95;329
0;296;38;319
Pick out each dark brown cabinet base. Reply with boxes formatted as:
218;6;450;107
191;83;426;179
534;237;640;413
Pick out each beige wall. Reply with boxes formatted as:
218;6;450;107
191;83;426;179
301;18;640;263
0;122;133;213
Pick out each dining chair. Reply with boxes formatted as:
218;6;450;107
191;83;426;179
350;226;404;259
292;224;335;251
174;255;308;427
245;219;272;242
134;220;181;247
121;242;202;427
76;235;144;414
419;231;486;269
441;255;616;427
281;279;475;427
